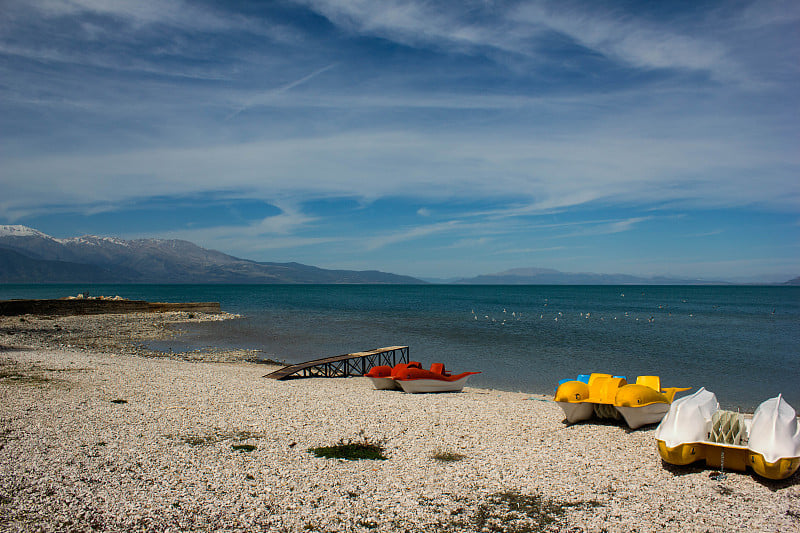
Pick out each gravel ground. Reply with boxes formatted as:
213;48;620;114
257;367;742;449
1;313;798;532
0;311;256;362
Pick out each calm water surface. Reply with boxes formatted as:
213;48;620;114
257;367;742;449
2;284;797;411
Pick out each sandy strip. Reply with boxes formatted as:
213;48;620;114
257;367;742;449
1;314;799;532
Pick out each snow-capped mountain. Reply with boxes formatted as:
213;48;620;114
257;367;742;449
0;225;52;238
0;225;423;284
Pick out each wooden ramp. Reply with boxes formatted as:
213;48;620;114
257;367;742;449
263;346;409;380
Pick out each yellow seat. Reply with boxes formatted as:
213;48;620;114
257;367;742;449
587;373;612;386
636;375;661;392
588;376;627;404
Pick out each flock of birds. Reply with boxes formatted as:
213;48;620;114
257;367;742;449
470;308;659;324
466;293;779;327
469;296;678;325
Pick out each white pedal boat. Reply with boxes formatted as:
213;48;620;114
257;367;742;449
655;388;800;480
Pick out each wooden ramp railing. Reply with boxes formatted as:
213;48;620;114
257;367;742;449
263;346;409;380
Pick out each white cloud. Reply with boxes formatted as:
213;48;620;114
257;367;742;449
3;117;798;222
299;0;743;81
228;63;339;118
32;0;248;32
363;219;465;251
251;204;318;235
513;3;734;78
560;217;653;238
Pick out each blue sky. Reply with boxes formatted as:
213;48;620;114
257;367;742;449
1;0;798;282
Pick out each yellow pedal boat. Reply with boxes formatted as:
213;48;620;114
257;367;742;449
655;388;800;480
554;373;690;429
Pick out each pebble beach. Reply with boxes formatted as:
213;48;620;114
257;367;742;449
1;312;798;532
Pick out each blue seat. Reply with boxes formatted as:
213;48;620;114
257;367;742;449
555;374;592;391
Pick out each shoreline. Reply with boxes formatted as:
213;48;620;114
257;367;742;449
1;313;799;531
0;298;221;317
0;310;259;363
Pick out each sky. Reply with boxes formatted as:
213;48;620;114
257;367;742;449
1;0;798;282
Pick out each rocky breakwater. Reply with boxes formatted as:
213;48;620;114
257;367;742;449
0;295;220;316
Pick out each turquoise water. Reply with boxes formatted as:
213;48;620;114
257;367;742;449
2;284;797;411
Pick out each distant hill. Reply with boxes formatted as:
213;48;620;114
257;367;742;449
454;267;726;285
0;246;123;282
784;277;800;286
0;225;424;284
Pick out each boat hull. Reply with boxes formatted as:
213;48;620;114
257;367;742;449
616;403;671;429
367;376;400;390
396;375;473;393
556;401;595;424
554;374;684;428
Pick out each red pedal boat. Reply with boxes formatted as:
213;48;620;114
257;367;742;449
365;362;480;393
364;361;422;390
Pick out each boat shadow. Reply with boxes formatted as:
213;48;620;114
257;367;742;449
561;417;659;434
659;461;706;477
659;460;799;487
750;468;800;490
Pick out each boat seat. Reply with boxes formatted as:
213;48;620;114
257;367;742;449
589;376;626;404
710;410;748;446
636;375;661;392
555;378;573;391
430;363;451;376
390;361;422;378
587;373;612;386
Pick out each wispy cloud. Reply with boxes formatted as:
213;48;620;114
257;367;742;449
513;3;734;78
363;219;467;251
31;0;255;33
3;123;798;221
228;63;339;118
300;0;745;82
560;217;652;238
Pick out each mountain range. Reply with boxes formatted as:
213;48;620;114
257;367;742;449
0;225;423;284
450;267;728;285
0;225;796;285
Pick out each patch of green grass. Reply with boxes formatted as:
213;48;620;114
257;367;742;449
428;491;603;533
357;518;379;529
471;491;602;533
232;444;257;452
0;369;50;385
309;433;387;461
0;359;83;387
175;428;264;447
432;450;466;462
